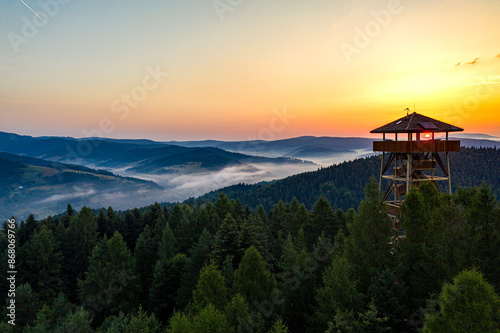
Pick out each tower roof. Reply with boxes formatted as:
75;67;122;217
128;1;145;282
370;112;464;134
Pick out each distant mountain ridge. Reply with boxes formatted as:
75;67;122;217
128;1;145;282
165;136;375;160
0;131;312;175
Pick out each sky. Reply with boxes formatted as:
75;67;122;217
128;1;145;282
1;0;499;141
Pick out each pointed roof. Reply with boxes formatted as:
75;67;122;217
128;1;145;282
370;112;464;133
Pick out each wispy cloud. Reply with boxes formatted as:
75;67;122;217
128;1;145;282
454;54;500;68
466;57;480;65
39;188;96;204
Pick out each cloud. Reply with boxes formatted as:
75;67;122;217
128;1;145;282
466;57;480;65
39;188;96;204
452;54;500;69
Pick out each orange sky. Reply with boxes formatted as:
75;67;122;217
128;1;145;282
1;0;499;140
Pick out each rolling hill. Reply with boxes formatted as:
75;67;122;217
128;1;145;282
0;152;162;220
0;132;312;174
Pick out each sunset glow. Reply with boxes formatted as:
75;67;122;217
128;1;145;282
1;0;499;140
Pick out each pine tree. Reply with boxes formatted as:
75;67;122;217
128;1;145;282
106;206;117;236
241;220;263;255
27;292;76;331
8;283;42;329
54;307;94;333
143;203;163;232
149;253;187;321
128;306;162;333
66;203;75;218
68;206;99;285
327;302;389;333
191;303;230;333
157;222;177;261
257;205;268;224
466;185;500;287
192;263;228;312
215;192;232;221
213;213;244;267
177;229;214;309
234;246;276;309
233;199;245;222
268;317;288;333
195;205;218;236
344;179;395;292
308;197;335;244
423;268;500;333
134;225;157;297
269;201;290;240
122;210;139;250
18;213;37;245
368;269;410;332
289;197;301;236
23;225;63;301
167;312;192;333
278;234;300;328
78;232;139;325
314;255;363;331
96;208;108;238
398;186;442;306
279;233;314;331
174;204;195;254
225;294;251;331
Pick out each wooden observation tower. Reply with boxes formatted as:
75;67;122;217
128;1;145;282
371;111;463;221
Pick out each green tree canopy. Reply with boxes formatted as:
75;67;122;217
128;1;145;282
423;268;500;333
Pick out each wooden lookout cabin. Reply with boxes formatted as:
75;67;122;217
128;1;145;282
371;111;463;219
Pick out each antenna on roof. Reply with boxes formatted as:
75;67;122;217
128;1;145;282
414;103;415;113
404;107;410;116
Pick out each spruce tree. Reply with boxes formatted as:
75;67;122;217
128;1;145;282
157;222;177;261
213;213;244;267
215;192;232;221
177;229;214;309
233;246;276;309
78;232;139;325
344;179;395;292
308;197;335;243
134;225;157;297
423;268;500;333
68;206;99;284
149;253;187;321
314;255;363;331
23;225;63;301
192;263;228;312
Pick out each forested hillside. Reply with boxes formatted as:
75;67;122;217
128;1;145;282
197;147;500;211
0;152;162;220
1;181;499;332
